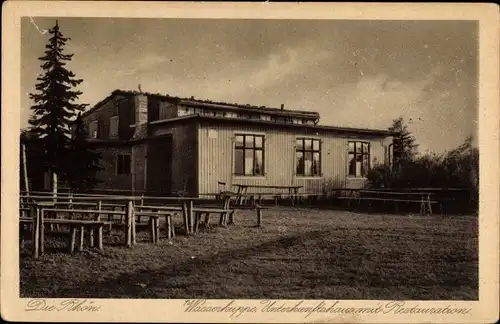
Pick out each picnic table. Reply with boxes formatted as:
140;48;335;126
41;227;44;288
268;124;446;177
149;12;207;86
20;194;208;236
232;184;303;206
336;189;438;215
215;192;268;227
20;204;116;258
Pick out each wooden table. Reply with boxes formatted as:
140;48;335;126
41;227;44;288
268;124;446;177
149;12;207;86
22;195;206;236
232;184;303;205
136;197;205;235
357;190;438;215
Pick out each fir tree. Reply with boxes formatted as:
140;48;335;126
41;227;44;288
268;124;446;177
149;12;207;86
28;21;88;194
388;117;419;168
65;113;102;192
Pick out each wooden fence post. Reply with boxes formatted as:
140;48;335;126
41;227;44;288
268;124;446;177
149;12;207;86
69;227;77;254
90;201;102;248
125;200;133;247
78;225;85;251
68;193;74;220
188;200;194;234
21;143;30;196
39;208;45;255
166;214;173;239
97;224;104;250
31;205;40;259
194;213;200;233
131;202;136;246
149;217;156;243
182;201;189;235
219;211;225;227
155;216;160;243
427;194;433;215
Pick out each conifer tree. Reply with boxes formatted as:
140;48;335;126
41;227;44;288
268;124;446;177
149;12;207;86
388;117;419;168
65;113;102;192
28;21;88;195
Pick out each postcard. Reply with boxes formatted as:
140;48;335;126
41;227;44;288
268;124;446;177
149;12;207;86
1;1;499;323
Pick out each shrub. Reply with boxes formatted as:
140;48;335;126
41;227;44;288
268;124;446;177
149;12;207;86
367;137;478;191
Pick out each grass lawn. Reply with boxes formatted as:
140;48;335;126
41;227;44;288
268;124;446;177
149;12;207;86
20;208;478;300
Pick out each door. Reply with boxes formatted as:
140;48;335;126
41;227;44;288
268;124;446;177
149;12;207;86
146;135;173;195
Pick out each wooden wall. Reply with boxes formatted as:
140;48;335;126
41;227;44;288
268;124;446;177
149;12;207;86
149;122;198;195
197;123;392;195
92;145;133;191
81;94;135;141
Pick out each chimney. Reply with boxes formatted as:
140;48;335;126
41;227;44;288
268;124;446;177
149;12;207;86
280;104;284;110
133;93;148;139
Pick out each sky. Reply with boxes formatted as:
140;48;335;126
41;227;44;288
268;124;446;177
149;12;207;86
21;18;478;154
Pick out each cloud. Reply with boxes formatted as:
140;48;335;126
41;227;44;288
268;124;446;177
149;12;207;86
124;42;334;103
116;53;171;76
203;42;334;98
319;74;428;129
312;64;476;153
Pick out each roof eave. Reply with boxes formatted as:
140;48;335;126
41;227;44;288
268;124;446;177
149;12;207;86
149;115;396;137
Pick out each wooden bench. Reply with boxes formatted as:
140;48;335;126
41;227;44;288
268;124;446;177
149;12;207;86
229;203;268;227
134;211;176;242
135;205;184;239
191;207;233;230
21;203;134;258
20;217;112;255
22;200;128;225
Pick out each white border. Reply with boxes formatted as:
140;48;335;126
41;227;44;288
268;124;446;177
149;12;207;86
2;2;499;323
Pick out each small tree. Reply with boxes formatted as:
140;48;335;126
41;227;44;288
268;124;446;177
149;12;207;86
28;21;88;196
65;113;102;192
389;117;419;168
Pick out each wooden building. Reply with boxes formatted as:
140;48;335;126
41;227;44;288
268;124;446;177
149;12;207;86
80;90;396;196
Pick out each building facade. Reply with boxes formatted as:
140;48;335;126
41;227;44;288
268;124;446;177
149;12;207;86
80;90;396;196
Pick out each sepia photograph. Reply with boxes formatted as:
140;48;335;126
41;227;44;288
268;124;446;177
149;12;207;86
2;2;499;323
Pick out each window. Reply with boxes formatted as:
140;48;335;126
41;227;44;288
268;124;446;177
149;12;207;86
109;116;119;139
89;120;98;139
178;107;188;116
148;100;160;121
159;102;172;120
234;134;264;176
296;138;321;176
129;106;136;125
116;154;131;175
348;142;370;177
